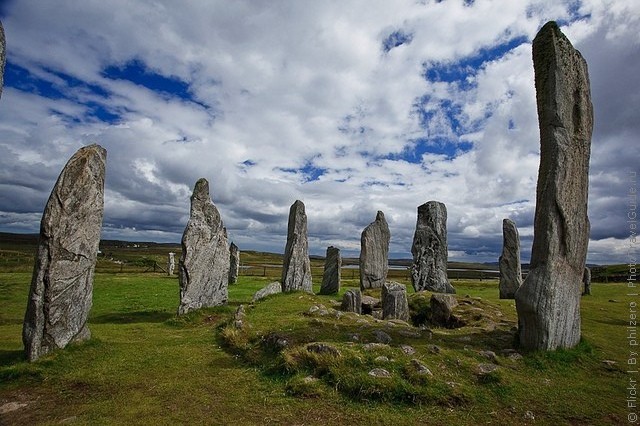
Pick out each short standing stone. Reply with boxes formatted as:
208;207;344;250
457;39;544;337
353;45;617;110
381;282;409;321
582;267;591;296
411;201;455;293
167;252;175;276
281;200;312;292
23;144;106;361
430;294;458;327
360;211;390;289
320;246;341;295
499;219;523;299
515;22;593;350
342;289;362;314
229;242;240;284
178;178;230;315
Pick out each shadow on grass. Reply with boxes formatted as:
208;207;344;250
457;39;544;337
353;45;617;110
0;349;25;367
90;310;174;324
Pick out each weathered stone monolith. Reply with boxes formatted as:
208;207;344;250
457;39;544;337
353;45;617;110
515;21;593;351
167;252;175;276
342;289;362;314
22;144;106;362
320;246;341;295
582;267;591;296
410;201;455;294
178;178;230;315
360;211;390;289
229;242;240;284
381;281;409;321
281;200;312;292
499;218;523;299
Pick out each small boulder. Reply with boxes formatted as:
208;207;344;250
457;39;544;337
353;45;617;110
342;289;362;314
430;294;460;327
252;281;282;302
368;368;391;378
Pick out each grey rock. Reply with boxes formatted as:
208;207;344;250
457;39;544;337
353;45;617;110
361;295;380;314
359;211;390;289
374;355;390;362
178;178;230;315
381;281;409;321
583;267;591;296
410;201;455;293
167;252;176;276
430;294;458;327
320;246;341;295
411;359;433;376
371;309;384;320
476;363;499;376
499;219;523;299
281;200;312;292
252;281;282;302
400;345;416;355
479;350;498;363
23;144;106;361
306;342;341;357
363;342;389;351
233;305;246;329
515;22;593;351
427;344;441;354
372;329;392;344
368;368;391;378
342;288;362;314
0;20;5;99
229;242;240;284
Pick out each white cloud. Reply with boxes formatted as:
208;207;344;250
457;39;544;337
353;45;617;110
0;0;637;264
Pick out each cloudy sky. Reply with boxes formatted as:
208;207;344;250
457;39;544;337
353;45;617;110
0;0;638;264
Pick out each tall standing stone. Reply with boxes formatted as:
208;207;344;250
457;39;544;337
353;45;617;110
499;219;523;299
381;282;409;321
167;252;175;276
410;201;455;294
281;200;312;292
229;242;240;284
360;211;390;290
0;20;5;99
582;267;591;296
23;144;106;362
515;21;593;351
178;178;230;315
320;246;341;295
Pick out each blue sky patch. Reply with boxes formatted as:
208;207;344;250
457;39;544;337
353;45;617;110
102;59;193;102
382;30;413;53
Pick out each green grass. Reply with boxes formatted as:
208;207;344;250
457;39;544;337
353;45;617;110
0;269;631;425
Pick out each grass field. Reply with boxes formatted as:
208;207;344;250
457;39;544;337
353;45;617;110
0;264;632;425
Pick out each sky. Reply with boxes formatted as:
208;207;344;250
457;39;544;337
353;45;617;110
0;0;638;264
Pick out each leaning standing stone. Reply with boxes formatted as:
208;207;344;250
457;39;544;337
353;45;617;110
320;246;341;295
515;21;593;350
281;200;312;292
499;218;523;299
360;211;390;290
229;242;240;284
410;201;455;293
381;282;409;321
178;178;230;315
22;144;106;362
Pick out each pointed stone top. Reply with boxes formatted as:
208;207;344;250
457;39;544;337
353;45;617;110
230;241;238;249
503;217;516;227
292;199;305;208
375;210;385;221
76;143;106;159
193;178;210;200
533;20;583;61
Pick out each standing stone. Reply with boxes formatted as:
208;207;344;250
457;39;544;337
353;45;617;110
381;281;409;321
178;178;230;315
410;201;455;294
582;267;591;296
281;200;312;292
360;211;390;290
229;242;240;284
167;252;175;276
23;144;106;362
342;289;362;314
430;294;458;327
320;246;341;295
0;20;5;99
515;21;593;351
499;218;523;299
